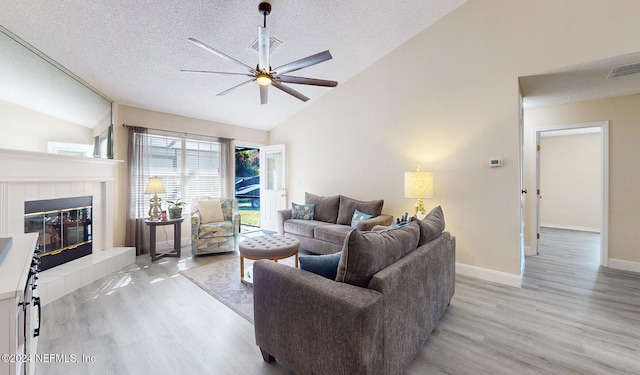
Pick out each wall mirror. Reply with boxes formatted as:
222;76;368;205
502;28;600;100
0;25;114;158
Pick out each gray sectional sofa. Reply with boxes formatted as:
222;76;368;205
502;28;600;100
277;192;394;254
254;206;455;374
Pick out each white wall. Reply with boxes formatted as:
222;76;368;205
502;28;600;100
539;133;601;231
269;0;640;284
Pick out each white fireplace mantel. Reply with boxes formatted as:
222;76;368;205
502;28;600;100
0;148;121;182
0;148;122;246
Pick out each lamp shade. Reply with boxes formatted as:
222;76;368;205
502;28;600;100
404;171;433;199
144;176;166;194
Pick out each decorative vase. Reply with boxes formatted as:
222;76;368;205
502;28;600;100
168;207;182;219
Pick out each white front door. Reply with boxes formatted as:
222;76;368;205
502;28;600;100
260;144;287;232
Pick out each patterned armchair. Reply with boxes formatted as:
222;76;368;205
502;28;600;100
191;197;240;255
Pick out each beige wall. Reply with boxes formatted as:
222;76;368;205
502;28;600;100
269;0;640;280
525;94;640;264
539;133;601;231
111;104;269;247
0;99;93;152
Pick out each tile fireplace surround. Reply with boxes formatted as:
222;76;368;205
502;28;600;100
0;148;135;305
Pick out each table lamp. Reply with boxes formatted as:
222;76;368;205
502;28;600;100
404;165;433;219
145;176;166;220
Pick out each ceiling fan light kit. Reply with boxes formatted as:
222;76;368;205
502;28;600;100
182;2;337;104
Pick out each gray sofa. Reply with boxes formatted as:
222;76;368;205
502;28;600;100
254;206;455;374
277;193;394;254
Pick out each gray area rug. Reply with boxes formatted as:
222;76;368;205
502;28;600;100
180;256;256;323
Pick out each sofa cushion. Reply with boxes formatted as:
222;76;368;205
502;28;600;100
335;221;420;287
292;202;315;220
199;221;234;238
337;196;384;226
305;192;340;223
198;198;224;223
314;224;354;245
299;252;342;280
284;219;330;238
415;206;445;246
351;209;373;228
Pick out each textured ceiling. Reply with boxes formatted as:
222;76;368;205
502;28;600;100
520;51;640;109
0;0;468;130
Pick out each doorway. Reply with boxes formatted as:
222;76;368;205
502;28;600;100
529;122;609;266
235;145;261;231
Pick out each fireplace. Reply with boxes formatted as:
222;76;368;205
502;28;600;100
24;196;93;271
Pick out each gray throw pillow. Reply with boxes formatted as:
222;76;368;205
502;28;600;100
336;195;384;225
305;192;340;223
415;206;445;246
335;221;420;287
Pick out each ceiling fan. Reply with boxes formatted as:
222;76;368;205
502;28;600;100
182;2;338;105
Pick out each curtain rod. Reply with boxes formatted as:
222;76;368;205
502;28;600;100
122;123;234;141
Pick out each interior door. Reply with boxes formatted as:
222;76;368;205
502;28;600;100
260;144;287;232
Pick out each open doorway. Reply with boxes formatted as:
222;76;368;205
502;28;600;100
527;122;609;267
235;145;261;232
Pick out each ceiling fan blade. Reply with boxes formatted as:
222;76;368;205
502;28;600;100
188;37;256;74
181;69;254;77
260;84;268;105
275;75;338;87
216;79;255;96
272;81;310;102
258;26;270;72
272;50;333;75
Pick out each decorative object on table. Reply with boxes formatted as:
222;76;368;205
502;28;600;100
166;198;185;219
161;211;167;221
392;212;410;228
404;165;434;220
145;176;166;220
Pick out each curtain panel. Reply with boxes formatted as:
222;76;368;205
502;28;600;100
220;137;235;198
125;126;151;255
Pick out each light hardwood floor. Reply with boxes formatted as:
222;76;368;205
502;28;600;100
36;228;640;374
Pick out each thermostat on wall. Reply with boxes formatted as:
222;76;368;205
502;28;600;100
489;159;503;167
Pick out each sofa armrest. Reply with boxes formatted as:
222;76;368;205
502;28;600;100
253;261;384;374
276;209;292;235
191;211;201;238
232;213;241;236
356;214;393;231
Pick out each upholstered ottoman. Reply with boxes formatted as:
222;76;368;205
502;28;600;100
238;235;300;285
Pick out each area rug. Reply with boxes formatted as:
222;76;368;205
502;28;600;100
180;256;256;323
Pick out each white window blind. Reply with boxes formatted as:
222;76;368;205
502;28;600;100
135;132;222;218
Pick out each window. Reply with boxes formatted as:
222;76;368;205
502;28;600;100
133;132;222;218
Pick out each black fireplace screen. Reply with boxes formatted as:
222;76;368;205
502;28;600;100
24;196;92;258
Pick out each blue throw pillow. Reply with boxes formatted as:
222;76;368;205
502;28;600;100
299;252;342;280
292;202;315;220
351;209;373;228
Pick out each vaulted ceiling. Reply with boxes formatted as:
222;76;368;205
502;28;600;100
0;0;467;130
3;1;640;132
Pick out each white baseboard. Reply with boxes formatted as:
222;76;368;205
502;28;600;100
608;258;640;273
540;224;600;233
456;263;522;288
